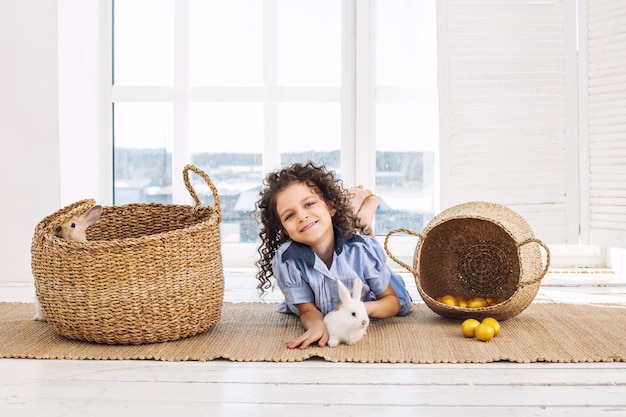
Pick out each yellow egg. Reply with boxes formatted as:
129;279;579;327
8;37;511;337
481;317;501;336
467;297;488;308
475;323;495;341
461;318;480;337
440;294;457;306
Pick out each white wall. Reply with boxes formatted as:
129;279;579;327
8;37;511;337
0;1;105;285
0;1;61;283
58;0;112;206
58;0;111;207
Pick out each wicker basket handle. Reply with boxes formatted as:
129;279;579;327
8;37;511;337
516;238;551;286
183;164;222;222
384;228;425;276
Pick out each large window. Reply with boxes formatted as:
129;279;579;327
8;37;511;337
112;0;437;244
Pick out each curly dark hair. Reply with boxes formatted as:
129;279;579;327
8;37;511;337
254;161;360;294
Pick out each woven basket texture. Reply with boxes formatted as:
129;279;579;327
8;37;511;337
31;165;225;344
385;201;550;321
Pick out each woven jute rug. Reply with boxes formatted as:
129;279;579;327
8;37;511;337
1;302;624;363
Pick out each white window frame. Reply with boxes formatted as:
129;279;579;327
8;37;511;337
110;0;359;201
105;0;428;268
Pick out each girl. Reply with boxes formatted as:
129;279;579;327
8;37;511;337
255;161;413;349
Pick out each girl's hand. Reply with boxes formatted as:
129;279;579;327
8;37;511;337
286;321;328;349
286;303;329;349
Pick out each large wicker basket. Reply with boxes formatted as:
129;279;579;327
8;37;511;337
385;201;550;321
31;165;225;344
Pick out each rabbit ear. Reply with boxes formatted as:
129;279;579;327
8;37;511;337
337;280;353;305
337;279;364;305
352;278;363;301
82;205;103;227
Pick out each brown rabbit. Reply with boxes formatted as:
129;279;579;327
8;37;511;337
53;204;103;242
34;204;103;321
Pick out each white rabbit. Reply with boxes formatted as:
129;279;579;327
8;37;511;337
323;278;370;347
34;204;103;321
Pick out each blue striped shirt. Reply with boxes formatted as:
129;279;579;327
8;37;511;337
272;228;413;316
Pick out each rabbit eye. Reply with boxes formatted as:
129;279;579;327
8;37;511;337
351;312;356;317
70;223;76;228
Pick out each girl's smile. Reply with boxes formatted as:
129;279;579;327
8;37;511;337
299;220;318;233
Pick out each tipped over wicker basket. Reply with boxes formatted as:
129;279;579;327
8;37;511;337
385;201;550;321
31;165;225;344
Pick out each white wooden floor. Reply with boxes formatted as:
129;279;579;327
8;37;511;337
1;268;625;417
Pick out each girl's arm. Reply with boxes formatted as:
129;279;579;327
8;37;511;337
364;283;401;318
285;302;329;350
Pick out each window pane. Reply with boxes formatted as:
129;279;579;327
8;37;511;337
277;0;341;86
189;0;263;86
113;103;173;205
113;0;174;86
189;103;264;242
375;0;438;235
376;0;437;86
376;103;436;234
279;103;341;171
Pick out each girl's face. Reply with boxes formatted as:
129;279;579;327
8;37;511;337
275;182;336;248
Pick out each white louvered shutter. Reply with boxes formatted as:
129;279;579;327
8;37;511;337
580;0;626;247
437;0;579;244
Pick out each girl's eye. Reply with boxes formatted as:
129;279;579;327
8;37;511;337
305;201;315;208
284;213;294;221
